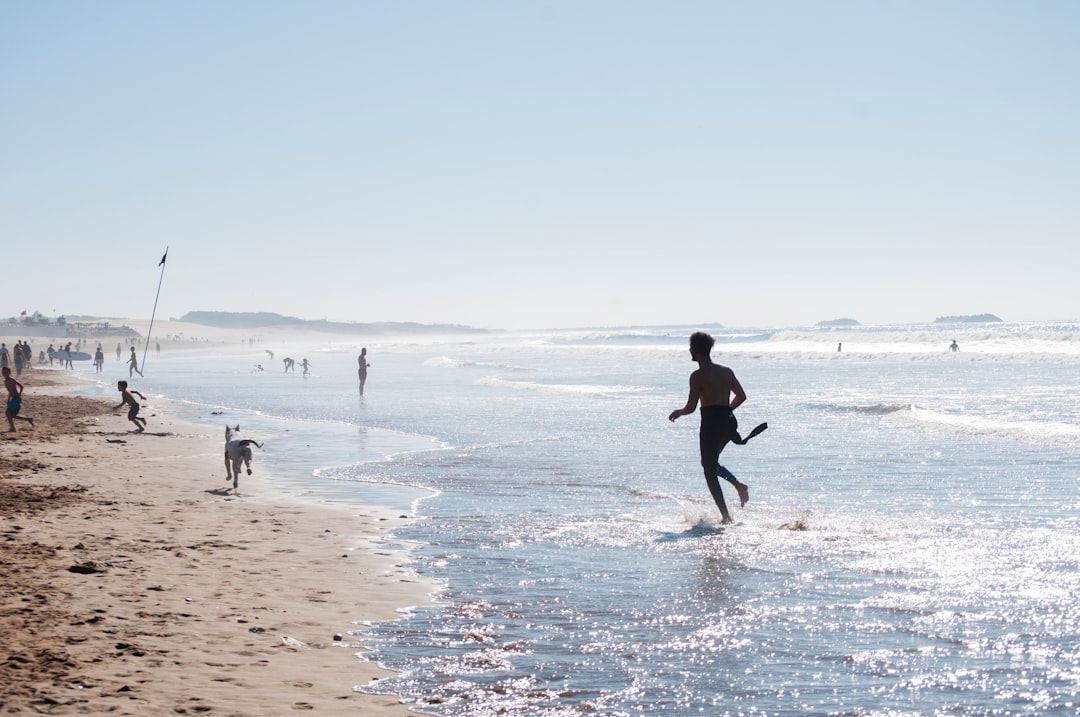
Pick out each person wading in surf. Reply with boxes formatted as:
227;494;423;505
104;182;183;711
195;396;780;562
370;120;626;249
669;331;766;523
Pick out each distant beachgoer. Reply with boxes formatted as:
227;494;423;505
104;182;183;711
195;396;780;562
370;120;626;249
837;342;842;353
94;346;105;373
283;357;295;373
46;344;55;366
358;348;370;395
950;340;960;352
114;380;147;432
301;358;311;376
156;341;160;354
0;343;8;370
128;347;144;377
116;342;122;360
20;342;32;372
4;366;34;432
266;349;275;360
668;332;767;524
13;342;24;377
63;342;74;370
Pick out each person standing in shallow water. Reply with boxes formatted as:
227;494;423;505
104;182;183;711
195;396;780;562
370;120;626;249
358;348;369;395
669;331;753;524
128;347;143;377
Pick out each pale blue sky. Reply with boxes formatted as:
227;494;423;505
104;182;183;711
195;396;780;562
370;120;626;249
2;1;1077;329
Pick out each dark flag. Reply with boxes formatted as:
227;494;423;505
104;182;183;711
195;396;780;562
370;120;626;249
144;246;169;374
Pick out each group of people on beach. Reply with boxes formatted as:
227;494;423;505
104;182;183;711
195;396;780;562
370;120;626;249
280;357;316;377
2;338;148;434
0;341;34;377
277;349;369;395
8;333;765;522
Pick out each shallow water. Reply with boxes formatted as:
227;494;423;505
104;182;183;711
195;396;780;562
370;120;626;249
77;323;1080;715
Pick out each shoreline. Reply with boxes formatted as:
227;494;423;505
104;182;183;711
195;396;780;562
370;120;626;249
1;369;437;715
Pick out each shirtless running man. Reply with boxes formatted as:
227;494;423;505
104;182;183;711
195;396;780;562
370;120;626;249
669;332;765;523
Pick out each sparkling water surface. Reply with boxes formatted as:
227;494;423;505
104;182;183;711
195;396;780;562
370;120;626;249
80;323;1080;715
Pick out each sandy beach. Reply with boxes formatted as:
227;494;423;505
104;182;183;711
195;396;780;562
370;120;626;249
1;367;436;715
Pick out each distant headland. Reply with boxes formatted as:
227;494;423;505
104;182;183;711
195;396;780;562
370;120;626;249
814;315;1004;327
932;314;1002;324
816;318;861;327
177;311;489;335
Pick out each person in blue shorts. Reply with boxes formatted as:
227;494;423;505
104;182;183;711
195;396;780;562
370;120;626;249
4;366;34;432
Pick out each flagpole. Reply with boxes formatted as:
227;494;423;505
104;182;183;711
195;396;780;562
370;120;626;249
143;247;168;374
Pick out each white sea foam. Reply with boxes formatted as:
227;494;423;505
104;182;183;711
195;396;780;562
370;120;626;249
476;376;651;397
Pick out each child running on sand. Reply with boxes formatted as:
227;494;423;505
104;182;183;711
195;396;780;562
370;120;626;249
4;366;34;432
115;380;147;432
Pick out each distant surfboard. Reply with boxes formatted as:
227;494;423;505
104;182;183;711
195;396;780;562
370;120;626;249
53;351;93;361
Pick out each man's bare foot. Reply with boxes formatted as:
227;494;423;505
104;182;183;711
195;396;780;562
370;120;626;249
27;418;34;428
735;481;749;507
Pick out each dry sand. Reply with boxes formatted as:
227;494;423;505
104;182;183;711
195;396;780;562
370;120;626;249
1;369;437;715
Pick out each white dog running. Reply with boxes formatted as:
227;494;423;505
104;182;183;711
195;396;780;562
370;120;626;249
224;424;263;491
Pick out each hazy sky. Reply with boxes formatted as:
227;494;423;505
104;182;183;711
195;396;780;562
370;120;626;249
3;1;1077;329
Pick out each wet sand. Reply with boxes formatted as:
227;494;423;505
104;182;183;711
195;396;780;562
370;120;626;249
1;370;435;715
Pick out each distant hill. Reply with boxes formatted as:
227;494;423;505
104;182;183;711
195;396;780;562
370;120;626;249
932;314;1002;324
177;311;488;334
816;318;860;327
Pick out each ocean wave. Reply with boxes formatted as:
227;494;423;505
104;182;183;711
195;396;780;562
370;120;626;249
491;322;1080;363
811;402;915;415
747;322;1080;360
810;401;1080;446
712;350;1080;365
476;376;652;397
424;356;530;371
899;408;1080;447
